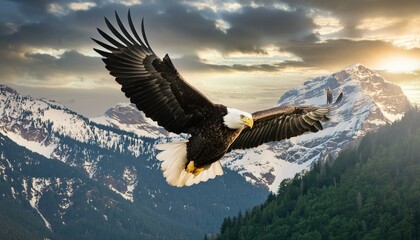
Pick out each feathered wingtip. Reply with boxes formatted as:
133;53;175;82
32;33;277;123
92;9;153;57
326;87;333;105
325;88;343;106
322;88;343;122
333;92;343;105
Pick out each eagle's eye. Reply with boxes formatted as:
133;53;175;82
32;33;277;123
240;114;245;119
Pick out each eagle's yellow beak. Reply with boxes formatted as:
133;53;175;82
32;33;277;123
242;116;254;128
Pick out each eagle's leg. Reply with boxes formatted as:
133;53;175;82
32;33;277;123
186;161;195;173
186;161;204;175
193;167;204;176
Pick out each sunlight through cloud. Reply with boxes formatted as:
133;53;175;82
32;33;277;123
215;19;230;33
392;35;420;49
223;2;242;12
48;2;97;15
184;0;242;13
47;3;67;16
28;48;67;58
313;15;343;35
377;57;420;73
198;46;301;66
356;17;400;31
105;0;141;6
67;2;97;11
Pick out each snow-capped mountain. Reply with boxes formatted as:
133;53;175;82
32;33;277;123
0;84;152;202
0;84;267;239
91;102;173;138
0;131;205;240
86;64;412;193
0;64;412;238
0;85;147;161
223;64;412;192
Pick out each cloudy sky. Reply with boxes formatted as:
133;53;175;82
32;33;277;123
1;0;420;116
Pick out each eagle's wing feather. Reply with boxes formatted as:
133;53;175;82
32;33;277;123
93;10;214;134
326;87;333;104
228;106;331;151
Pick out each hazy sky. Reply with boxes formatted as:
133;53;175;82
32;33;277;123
1;0;419;116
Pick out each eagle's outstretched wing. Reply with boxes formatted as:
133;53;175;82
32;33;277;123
228;93;343;151
93;11;214;134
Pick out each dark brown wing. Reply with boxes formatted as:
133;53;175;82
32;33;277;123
92;10;215;134
228;106;331;151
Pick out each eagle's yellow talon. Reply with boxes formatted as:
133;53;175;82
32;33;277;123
193;168;204;176
186;161;195;173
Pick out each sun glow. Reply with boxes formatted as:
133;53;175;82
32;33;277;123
377;57;420;73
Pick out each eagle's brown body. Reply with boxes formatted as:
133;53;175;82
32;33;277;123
187;105;241;168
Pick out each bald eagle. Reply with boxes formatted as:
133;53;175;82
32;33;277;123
93;11;342;187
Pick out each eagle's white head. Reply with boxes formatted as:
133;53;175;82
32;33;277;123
223;108;254;129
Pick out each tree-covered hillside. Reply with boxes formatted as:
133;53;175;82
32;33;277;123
215;109;420;240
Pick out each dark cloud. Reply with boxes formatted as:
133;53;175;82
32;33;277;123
26;50;103;76
0;0;319;54
0;1;21;22
0;0;321;85
173;55;311;74
283;39;420;71
377;70;420;83
171;55;213;72
2;0;85;22
0;48;105;85
225;6;316;43
121;3;318;54
119;3;324;60
0;22;18;36
211;60;312;73
0;0;419;93
283;0;420;19
282;0;420;37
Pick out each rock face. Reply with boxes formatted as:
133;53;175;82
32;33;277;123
222;64;412;192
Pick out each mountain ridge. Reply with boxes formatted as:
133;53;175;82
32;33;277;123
0;64;413;239
222;64;412;191
85;64;412;192
0;84;268;239
91;102;173;139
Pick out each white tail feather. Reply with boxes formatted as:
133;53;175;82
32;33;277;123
155;141;224;187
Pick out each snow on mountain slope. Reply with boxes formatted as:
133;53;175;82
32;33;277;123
0;115;268;240
223;64;412;192
82;64;411;192
91;102;173;138
0;85;148;159
0;64;411;196
0;85;153;201
0;85;269;239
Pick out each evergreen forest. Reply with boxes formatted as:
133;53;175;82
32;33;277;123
215;109;420;240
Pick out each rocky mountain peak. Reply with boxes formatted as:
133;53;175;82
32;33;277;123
103;103;144;123
91;103;172;138
0;84;17;95
225;65;412;192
